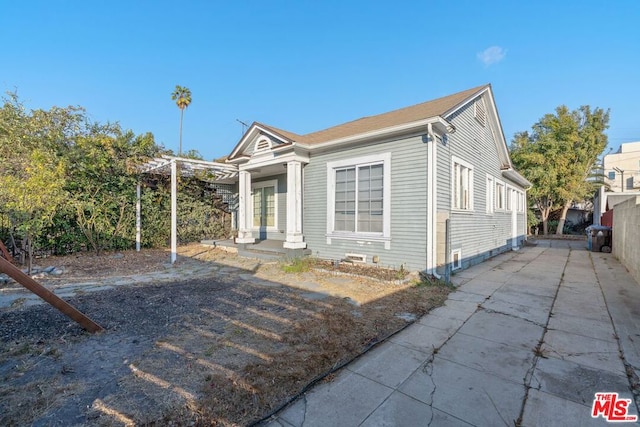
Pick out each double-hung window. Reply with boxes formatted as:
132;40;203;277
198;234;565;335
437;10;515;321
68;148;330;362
334;164;384;233
495;180;506;210
486;175;495;214
327;153;391;245
452;157;473;211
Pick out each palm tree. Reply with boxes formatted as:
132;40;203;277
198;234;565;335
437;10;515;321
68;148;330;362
171;85;192;155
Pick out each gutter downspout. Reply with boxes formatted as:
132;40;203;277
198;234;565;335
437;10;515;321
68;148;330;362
426;123;441;279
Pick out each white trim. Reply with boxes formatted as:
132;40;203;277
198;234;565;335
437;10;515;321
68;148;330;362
236;170;255;243
451;156;474;211
300;117;453;151
228;124;293;160
251;179;278;231
284;160;306;249
238;151;309;170
506;184;514;211
326;152;391;244
486;174;495;214
495;178;506;211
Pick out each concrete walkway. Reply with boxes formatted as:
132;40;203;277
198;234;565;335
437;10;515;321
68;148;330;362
265;240;640;426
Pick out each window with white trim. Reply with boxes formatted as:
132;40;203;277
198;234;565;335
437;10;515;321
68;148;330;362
452;158;473;210
506;187;513;211
327;153;391;240
495;180;505;210
486;175;494;214
334;164;384;232
518;191;525;212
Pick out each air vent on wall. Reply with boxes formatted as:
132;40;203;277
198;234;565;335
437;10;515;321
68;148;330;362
345;253;367;263
255;137;271;151
474;99;486;127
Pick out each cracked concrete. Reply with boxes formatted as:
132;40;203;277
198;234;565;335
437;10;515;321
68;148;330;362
263;239;640;426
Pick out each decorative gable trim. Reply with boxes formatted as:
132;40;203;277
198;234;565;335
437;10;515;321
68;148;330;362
228;123;294;162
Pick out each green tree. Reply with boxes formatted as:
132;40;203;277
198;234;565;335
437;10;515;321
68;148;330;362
66;124;158;254
0;94;73;271
171;85;192;156
511;105;609;235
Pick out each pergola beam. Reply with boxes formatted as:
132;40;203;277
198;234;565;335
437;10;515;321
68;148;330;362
138;155;238;264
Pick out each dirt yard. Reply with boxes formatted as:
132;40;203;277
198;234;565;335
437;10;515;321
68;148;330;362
0;245;450;426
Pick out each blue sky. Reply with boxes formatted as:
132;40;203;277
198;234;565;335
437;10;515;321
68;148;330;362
2;1;639;161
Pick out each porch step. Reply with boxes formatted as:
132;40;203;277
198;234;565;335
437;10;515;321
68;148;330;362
203;239;311;261
238;248;286;262
239;246;312;262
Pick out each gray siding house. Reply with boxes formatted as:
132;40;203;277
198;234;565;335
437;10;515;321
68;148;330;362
225;84;530;274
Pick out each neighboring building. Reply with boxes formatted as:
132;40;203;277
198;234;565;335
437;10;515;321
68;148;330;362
594;141;640;225
604;141;640;192
224;84;531;273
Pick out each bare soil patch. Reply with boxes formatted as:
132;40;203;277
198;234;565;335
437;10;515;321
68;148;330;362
0;245;450;426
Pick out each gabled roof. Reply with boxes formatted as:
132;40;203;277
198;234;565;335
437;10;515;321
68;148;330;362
228;85;490;160
260;85;487;145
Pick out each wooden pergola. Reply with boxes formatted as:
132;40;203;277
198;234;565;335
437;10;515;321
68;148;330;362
139;155;238;263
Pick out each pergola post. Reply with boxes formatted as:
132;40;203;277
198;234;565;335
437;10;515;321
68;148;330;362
138;155;239;263
136;182;141;252
171;159;177;264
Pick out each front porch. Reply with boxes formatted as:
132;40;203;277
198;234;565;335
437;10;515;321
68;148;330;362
226;123;312;253
202;238;311;261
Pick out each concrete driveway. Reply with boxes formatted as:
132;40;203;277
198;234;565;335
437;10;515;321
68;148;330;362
266;239;640;426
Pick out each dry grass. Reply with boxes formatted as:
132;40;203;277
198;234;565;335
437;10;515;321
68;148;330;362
0;246;451;426
159;283;450;426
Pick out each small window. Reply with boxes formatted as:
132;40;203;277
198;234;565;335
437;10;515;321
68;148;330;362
452;158;474;210
608;171;615;180
486;175;494;214
451;249;462;270
495;181;505;210
518;191;525;212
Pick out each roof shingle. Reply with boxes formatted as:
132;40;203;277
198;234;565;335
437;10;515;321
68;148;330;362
260;84;488;144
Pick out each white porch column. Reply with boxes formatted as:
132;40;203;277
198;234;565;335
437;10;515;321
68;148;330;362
236;170;255;244
284;160;306;249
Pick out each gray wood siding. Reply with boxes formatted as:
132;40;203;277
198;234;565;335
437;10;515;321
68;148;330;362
439;98;527;270
303;135;428;271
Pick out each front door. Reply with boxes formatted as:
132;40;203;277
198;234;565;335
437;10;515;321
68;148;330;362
252;185;275;240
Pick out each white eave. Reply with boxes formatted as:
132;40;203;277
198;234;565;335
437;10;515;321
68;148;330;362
296;116;455;151
502;168;532;189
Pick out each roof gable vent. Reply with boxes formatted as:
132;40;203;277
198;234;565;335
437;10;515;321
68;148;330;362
255;136;272;152
474;98;486;127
